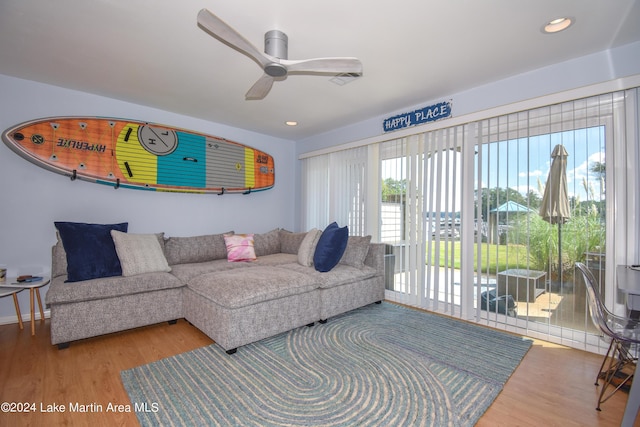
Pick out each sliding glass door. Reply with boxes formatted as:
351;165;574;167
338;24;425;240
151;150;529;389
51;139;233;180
473;102;609;343
380;129;466;313
302;88;639;351
381;91;635;350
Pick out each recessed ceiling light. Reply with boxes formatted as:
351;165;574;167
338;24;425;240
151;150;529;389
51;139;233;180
285;121;298;126
542;17;574;34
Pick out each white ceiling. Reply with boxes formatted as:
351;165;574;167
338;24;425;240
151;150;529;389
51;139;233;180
1;0;639;141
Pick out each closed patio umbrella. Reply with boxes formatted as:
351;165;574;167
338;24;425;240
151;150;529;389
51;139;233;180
539;144;571;280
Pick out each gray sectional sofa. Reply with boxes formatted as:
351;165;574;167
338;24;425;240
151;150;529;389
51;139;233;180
45;228;385;353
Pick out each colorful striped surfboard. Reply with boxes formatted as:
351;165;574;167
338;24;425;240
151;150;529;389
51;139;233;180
1;117;275;194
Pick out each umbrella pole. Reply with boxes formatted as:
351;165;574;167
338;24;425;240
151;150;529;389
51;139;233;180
558;222;562;285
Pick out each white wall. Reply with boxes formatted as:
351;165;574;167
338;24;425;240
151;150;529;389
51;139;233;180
0;74;297;322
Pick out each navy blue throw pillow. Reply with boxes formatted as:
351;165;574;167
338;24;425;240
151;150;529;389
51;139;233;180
313;222;349;272
54;221;128;282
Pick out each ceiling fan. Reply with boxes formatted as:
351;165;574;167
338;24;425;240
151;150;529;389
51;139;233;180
197;9;363;100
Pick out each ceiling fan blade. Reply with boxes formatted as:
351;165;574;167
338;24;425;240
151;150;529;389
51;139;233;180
282;57;363;75
197;9;275;69
245;74;275;100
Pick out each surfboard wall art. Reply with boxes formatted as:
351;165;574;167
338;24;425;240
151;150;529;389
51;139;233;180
1;117;275;194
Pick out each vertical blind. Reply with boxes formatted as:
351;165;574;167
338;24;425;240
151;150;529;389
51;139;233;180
302;146;368;235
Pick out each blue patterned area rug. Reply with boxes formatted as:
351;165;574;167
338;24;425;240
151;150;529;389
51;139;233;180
121;302;531;426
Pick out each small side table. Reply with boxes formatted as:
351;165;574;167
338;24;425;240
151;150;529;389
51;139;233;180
0;286;25;330
7;276;50;335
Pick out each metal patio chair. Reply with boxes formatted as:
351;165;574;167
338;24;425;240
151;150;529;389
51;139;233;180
575;262;640;411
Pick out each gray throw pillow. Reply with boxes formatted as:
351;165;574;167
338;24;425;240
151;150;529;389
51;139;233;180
111;231;171;276
297;229;322;267
340;235;372;268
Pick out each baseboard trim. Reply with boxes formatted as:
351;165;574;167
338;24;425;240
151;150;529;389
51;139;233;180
0;309;50;326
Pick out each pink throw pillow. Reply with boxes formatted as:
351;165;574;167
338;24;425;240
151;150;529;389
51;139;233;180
224;234;257;262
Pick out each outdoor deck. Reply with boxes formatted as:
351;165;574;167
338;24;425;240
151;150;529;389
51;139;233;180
386;268;598;334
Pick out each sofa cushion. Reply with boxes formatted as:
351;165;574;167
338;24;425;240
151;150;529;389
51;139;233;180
45;272;183;305
340;235;372;268
111;231;171;276
169;259;250;283
279;230;307;254
187;267;319;309
224;234;257;262
164;232;232;265
276;263;378;289
253;228;282;256
54;221;128;282
313;222;349;272
298;228;321;267
253;253;298;266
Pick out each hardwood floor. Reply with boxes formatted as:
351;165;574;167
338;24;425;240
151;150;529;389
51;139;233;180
0;316;637;426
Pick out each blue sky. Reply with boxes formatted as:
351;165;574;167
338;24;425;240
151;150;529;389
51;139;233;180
478;126;606;203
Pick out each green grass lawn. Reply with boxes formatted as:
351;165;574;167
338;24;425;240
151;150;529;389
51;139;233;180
428;241;531;274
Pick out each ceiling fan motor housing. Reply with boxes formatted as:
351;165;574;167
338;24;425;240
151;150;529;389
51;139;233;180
264;30;289;77
265;30;288;59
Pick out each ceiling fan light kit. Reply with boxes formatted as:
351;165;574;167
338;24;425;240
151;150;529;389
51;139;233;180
197;9;363;100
